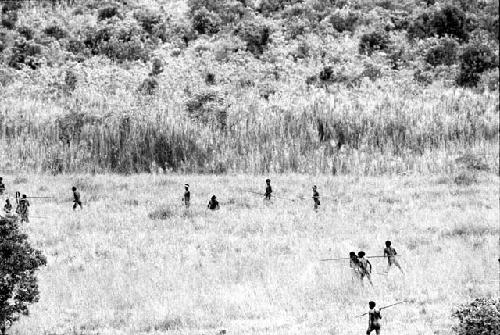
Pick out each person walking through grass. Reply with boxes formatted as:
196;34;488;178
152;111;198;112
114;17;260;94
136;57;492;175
358;251;373;286
72;186;82;210
264;179;272;201
0;177;5;195
183;184;191;208
384;241;404;274
4;199;12;214
312;185;320;210
17;194;30;223
208;195;220;210
366;301;382;334
349;251;361;282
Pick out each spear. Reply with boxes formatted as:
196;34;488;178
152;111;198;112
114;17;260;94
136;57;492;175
320;255;401;261
356;301;406;318
243;189;298;202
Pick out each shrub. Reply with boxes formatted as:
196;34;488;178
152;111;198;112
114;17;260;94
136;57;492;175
205;72;216;85
185;90;227;128
1;11;18;29
359;31;390;55
431;5;467;40
83;23;150;62
454;170;478;186
43;25;68;40
0;217;47;335
425;39;458;67
452;298;500;335
191;8;222;35
328;10;359;33
407;12;432;40
98;6;119;21
188;0;248;25
151;58;163;76
133;8;162;35
455;153;489;171
456;44;496;87
64;69;78;92
8;40;43;70
138;75;159;95
257;0;297;16
234;18;271;56
319;66;333;81
17;26;34;40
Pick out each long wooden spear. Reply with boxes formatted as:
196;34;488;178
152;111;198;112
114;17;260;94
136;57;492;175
356;301;406;318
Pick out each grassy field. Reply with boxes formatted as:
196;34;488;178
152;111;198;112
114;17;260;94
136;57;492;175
1;172;498;335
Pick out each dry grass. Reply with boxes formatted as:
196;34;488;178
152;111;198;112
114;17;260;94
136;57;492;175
1;172;497;335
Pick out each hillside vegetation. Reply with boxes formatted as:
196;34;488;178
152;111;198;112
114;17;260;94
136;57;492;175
0;0;498;174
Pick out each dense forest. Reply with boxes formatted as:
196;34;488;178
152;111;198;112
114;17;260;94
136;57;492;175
0;0;498;174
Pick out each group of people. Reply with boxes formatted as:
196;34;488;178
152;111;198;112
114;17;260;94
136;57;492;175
181;179;321;210
1;177;82;223
1;176;399;333
2;193;30;223
349;241;404;286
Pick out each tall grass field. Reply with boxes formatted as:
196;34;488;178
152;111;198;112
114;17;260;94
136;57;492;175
1;173;498;334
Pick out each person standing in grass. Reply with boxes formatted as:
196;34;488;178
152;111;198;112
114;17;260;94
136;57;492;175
384;241;404;274
312;185;320;210
366;301;382;334
4;199;12;214
17;194;30;223
264;179;272;201
183;184;191;208
349;251;361;282
358;251;373;286
72;186;82;210
208;195;220;210
0;177;5;195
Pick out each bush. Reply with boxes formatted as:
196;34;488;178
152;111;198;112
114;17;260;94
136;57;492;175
43;25;68;40
191;7;222;35
407;12;432;40
151;58;163;76
185;90;227;128
83;22;150;62
0;217;47;335
452;298;500;335
8;40;43;70
188;0;248;25
328;10;359;33
319;66;333;81
98;6;119;21
17;26;34;40
456;44;497;87
234;18;271;56
64;69;78;92
133;9;162;35
359;31;390;55
425;39;458;67
257;0;297;16
1;11;18;29
138;76;159;95
431;5;467;40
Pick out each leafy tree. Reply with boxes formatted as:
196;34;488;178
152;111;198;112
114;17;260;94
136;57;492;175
359;31;390;55
456;43;497;87
0;217;47;335
425;39;458;66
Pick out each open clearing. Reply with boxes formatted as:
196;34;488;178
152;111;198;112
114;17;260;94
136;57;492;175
3;172;498;335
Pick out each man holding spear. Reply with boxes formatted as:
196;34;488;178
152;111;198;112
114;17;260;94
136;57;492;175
357;301;406;334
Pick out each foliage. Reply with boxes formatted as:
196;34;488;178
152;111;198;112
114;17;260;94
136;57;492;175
431;5;467;40
452;298;500;334
97;6;120;21
16;26;34;40
359;31;390;55
234;17;271;56
133;8;162;35
425;38;458;67
456;43;497;87
138;75;159;95
185;89;227;129
43;24;68;40
191;7;222;35
0;217;47;334
7;39;42;70
327;10;359;33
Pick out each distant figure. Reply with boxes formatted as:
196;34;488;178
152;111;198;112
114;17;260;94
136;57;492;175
17;194;30;223
4;199;12;214
312;185;320;210
358;251;373;286
384;241;403;274
183;184;190;208
349;251;361;282
208;195;220;210
0;177;5;195
72;186;82;210
366;301;382;334
265;179;272;201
